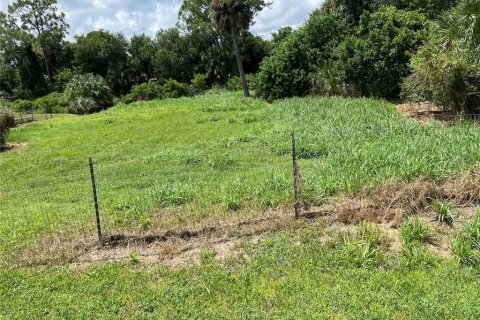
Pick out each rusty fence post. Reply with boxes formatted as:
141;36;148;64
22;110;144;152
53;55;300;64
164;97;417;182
89;157;103;243
291;132;301;218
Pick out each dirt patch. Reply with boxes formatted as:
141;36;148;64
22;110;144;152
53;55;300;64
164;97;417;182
0;142;28;152
397;103;455;124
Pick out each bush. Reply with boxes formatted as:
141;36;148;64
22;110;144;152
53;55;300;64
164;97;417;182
256;13;349;101
11;100;38;112
226;74;257;92
402;0;480;113
34;92;67;113
0;106;15;147
54;68;79;93
64;74;113;114
335;7;429;99
124;82;163;103
191;74;208;94
161;79;190;99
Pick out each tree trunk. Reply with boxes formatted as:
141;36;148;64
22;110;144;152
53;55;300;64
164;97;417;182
40;42;53;83
231;29;249;97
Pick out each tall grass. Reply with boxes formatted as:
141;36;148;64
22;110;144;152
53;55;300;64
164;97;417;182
2;92;480;264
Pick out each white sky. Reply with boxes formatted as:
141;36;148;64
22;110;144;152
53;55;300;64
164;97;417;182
0;0;325;40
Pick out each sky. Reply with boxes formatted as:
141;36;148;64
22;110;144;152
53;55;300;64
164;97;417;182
0;0;326;40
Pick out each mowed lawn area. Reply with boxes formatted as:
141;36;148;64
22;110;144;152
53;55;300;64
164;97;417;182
2;91;480;319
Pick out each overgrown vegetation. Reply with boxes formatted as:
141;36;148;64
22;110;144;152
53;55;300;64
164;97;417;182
452;209;480;266
0;105;14;147
63;74;113;114
403;0;480;113
4;92;480;265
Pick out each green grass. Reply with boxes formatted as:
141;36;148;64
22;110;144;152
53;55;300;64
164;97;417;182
3;91;480;318
1;227;480;319
2;91;480;264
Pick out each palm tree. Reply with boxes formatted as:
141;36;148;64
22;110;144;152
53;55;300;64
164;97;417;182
209;0;269;97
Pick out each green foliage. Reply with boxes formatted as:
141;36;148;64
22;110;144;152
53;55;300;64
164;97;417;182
335;7;429;99
123;80;191;104
5;93;480;264
403;0;480;113
54;68;78;92
342;222;386;267
161;79;190;99
209;0;269;36
63;74;113;114
451;208;480;266
400;216;433;246
191;74;208;94
11;99;37;112
34;92;66;113
0;105;15;144
255;13;349;101
226;74;256;91
124;82;163;103
431;200;455;224
73;30;129;94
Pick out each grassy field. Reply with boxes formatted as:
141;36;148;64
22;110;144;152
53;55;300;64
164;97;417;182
1;226;480;319
2;91;480;318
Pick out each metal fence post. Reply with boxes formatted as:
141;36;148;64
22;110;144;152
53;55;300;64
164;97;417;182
88;157;103;243
291;132;301;218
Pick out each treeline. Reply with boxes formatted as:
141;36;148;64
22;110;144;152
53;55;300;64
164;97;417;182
1;0;479;116
0;0;269;100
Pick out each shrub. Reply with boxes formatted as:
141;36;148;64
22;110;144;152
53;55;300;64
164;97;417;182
64;74;113;114
161;79;190;99
402;0;480;113
451;208;480;266
124;82;163;103
0;106;15;147
226;74;257;92
54;68;79;92
256;13;349;101
191;74;208;94
335;7;429;99
11;100;38;112
34;92;67;113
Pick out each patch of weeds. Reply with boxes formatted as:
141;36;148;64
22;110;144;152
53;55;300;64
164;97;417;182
400;245;439;269
207;153;235;170
200;250;215;265
177;152;203;166
227;118;237;124
151;181;196;207
242;114;260;124
399;217;438;269
237;136;256;143
431;200;455;224
222;177;249;211
341;222;387;267
195;118;208;124
451;208;480;266
139;215;152;231
400;216;432;246
129;252;140;264
210;116;222;122
103;118;115;124
255;171;290;207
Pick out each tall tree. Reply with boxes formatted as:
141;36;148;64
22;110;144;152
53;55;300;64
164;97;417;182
0;0;68;83
209;0;269;97
73;30;129;94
